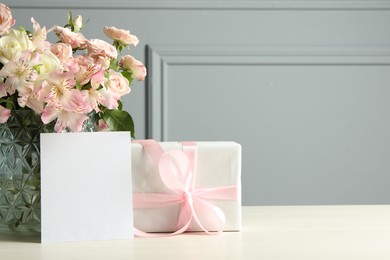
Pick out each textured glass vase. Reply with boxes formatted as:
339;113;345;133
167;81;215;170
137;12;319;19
0;110;96;235
0;110;54;234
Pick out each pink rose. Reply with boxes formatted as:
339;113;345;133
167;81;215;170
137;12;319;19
51;43;73;64
103;26;139;47
104;69;130;96
53;26;87;49
120;55;147;81
94;55;111;70
0;4;15;35
68;55;94;70
87;39;117;59
90;67;105;88
68;55;103;86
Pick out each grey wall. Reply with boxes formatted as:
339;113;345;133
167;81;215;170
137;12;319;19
6;0;390;205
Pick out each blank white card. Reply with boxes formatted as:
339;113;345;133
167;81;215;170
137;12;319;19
40;132;133;243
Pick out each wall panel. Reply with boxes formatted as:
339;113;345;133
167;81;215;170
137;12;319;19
5;0;390;205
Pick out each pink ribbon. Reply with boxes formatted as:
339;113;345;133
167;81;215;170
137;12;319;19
132;140;237;237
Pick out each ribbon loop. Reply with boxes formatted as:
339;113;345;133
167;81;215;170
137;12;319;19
133;140;237;237
159;150;191;193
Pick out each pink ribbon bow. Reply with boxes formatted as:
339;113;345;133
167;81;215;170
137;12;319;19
133;140;238;237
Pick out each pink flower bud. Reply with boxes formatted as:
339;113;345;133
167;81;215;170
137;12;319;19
120;55;147;81
103;26;139;47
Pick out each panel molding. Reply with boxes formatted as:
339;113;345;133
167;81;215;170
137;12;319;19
6;0;390;10
146;44;390;140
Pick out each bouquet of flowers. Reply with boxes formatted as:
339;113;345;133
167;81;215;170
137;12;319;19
0;3;146;137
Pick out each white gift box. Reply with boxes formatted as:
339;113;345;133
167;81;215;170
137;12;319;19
132;141;241;233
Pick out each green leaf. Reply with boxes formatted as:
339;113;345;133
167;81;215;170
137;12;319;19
102;109;135;138
117;100;123;111
121;70;133;85
109;59;119;71
68;12;73;25
0;98;16;110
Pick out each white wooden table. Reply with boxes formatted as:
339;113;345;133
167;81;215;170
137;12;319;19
1;206;390;259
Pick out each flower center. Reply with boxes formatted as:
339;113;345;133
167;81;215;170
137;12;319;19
52;80;69;98
16;60;35;81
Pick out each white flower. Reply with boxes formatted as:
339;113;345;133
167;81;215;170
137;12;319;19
0;29;35;64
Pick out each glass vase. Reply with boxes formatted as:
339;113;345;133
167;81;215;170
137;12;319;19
0;110;96;235
0;110;54;234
